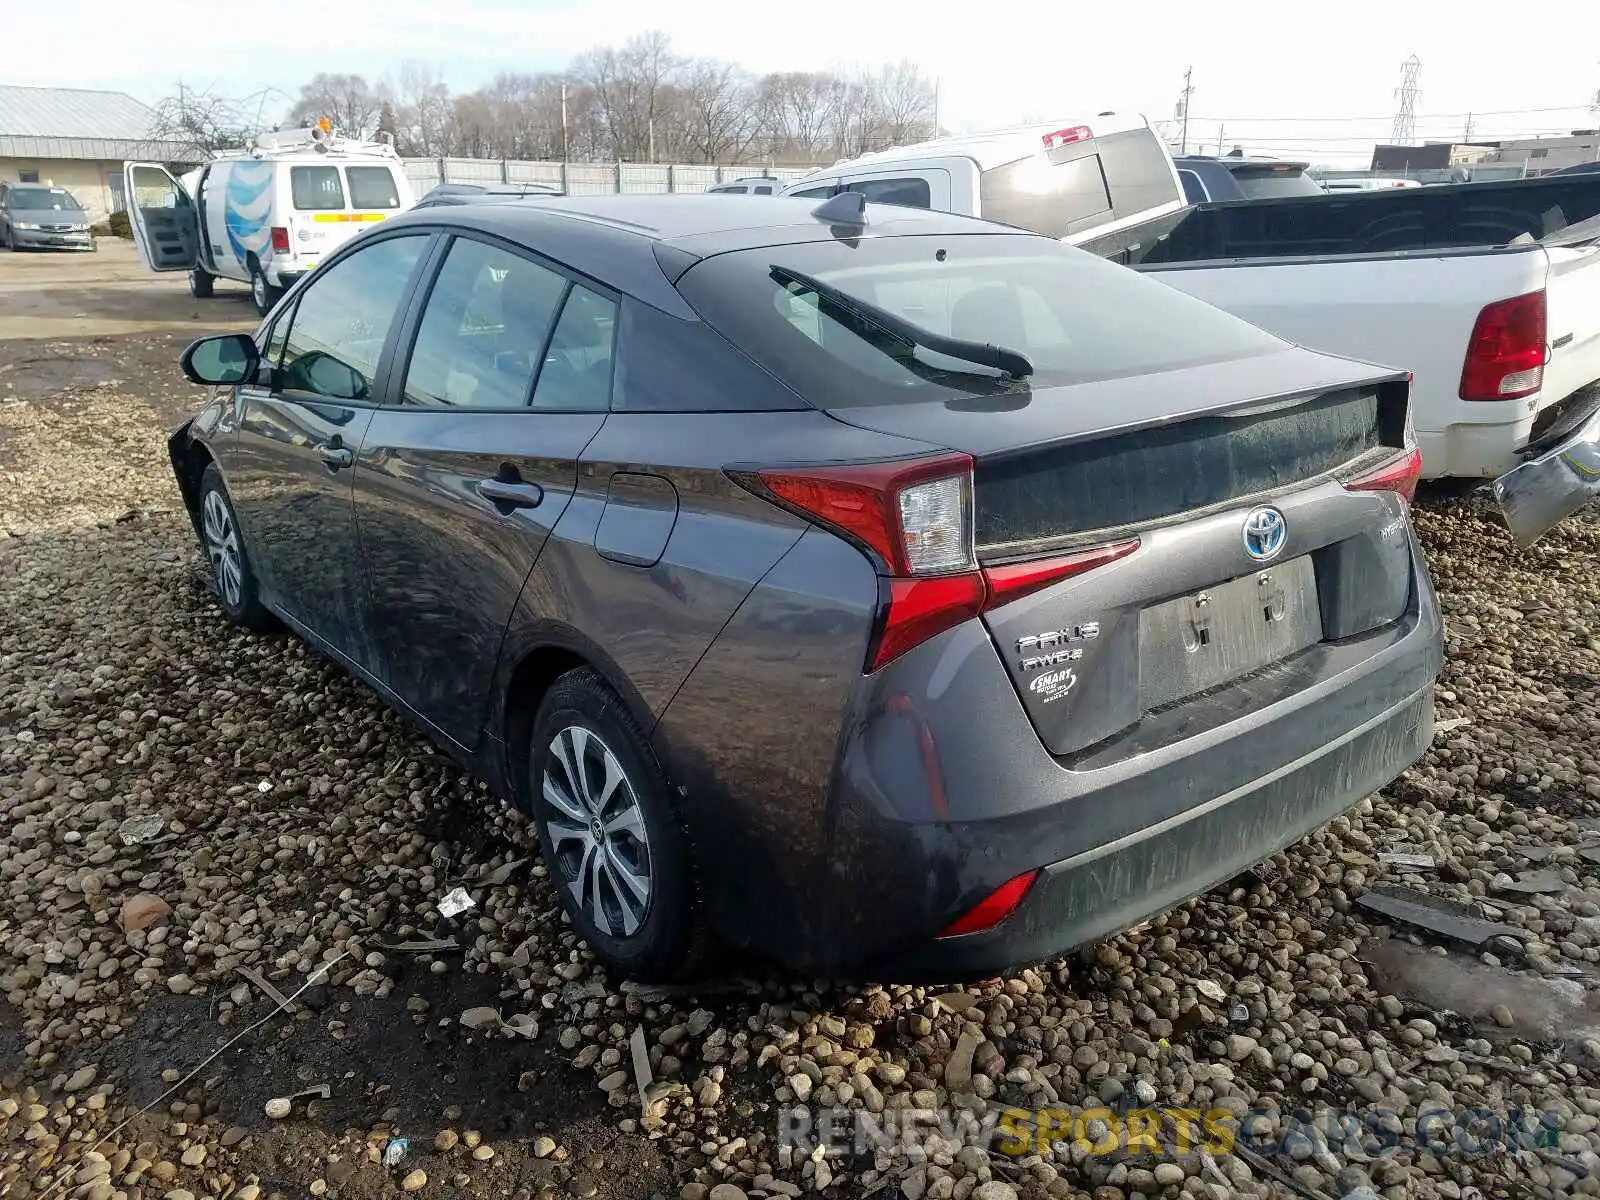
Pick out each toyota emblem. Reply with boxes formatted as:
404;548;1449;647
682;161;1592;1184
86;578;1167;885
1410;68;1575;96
1242;506;1287;562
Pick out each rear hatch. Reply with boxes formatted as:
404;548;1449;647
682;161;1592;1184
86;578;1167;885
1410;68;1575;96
670;228;1418;758
827;351;1414;755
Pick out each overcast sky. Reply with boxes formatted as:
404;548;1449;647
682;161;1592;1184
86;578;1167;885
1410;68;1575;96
13;0;1600;164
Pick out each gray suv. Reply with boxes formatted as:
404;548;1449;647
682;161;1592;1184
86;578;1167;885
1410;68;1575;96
1;183;94;250
167;194;1442;980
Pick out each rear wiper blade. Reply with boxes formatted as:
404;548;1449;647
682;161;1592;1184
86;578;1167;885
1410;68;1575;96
769;264;1034;379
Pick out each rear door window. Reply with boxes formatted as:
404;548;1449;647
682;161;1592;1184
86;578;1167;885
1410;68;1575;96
1227;166;1326;200
1178;169;1209;204
531;285;618;411
843;176;933;208
1096;130;1181;219
346;166;401;209
980;153;1111;238
789;184;837;199
291;165;345;211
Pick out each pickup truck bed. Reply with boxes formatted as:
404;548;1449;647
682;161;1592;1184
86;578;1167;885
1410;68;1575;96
1132;176;1600;480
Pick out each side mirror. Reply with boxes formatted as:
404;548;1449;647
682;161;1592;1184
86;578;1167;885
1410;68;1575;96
181;333;259;386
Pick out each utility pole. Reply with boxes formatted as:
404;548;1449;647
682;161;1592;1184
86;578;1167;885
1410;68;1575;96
1463;112;1474;142
1392;55;1421;144
1216;125;1225;155
1176;67;1195;155
560;82;570;162
933;77;940;136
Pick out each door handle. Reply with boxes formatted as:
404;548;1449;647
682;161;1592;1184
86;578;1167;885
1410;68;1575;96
477;478;544;509
319;445;354;469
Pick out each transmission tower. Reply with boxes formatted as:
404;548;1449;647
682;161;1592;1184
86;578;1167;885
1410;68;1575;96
1392;55;1421;144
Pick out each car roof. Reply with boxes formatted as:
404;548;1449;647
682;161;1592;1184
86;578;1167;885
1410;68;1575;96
792;113;1153;180
1176;155;1311;171
379;194;1035;316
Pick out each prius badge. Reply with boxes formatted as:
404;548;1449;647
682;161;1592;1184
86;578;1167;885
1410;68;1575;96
1243;506;1287;562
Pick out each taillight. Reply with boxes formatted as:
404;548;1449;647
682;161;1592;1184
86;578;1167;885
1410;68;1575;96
1041;126;1092;151
270;226;290;253
739;454;1138;671
1459;291;1546;401
1345;446;1423;505
937;870;1040;938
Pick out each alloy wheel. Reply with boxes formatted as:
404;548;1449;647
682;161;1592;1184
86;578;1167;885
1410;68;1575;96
202;489;243;609
542;725;654;937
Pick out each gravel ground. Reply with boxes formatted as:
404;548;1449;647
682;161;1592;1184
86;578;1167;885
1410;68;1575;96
6;333;1600;1200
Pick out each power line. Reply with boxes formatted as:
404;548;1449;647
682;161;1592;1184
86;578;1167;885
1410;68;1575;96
1187;104;1593;123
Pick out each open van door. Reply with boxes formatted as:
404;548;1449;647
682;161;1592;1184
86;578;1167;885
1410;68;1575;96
122;162;199;273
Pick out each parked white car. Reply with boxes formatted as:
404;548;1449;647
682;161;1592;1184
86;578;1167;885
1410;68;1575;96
125;124;415;314
781;114;1186;262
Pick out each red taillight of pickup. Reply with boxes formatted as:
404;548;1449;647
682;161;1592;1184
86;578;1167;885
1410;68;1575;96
736;454;1139;671
1459;290;1547;401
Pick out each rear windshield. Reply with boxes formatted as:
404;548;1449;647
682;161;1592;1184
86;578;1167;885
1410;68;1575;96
676;233;1285;408
346;166;401;209
291;165;345;210
9;186;82;211
1229;167;1325;200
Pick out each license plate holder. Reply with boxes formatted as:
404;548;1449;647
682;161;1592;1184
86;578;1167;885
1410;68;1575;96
1139;555;1322;710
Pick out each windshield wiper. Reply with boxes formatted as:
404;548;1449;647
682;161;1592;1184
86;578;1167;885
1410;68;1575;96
769;265;1034;379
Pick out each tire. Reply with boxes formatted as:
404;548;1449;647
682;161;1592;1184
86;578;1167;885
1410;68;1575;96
249;264;280;316
189;266;214;298
197;463;273;630
527;669;705;981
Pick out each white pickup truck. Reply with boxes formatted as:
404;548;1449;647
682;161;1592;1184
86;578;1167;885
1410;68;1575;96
1128;178;1600;508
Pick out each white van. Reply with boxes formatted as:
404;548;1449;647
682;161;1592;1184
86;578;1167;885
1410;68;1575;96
124;124;415;314
780;114;1186;261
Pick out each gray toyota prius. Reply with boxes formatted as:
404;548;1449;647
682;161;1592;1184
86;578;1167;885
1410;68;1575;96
159;193;1443;980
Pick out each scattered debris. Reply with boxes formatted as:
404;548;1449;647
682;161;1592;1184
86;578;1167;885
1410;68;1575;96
1380;851;1437;870
458;1006;538;1038
117;813;166;845
933;991;981;1013
237;965;297;1014
480;857;528;886
117;893;172;934
437;887;476;919
630;1025;653;1116
619;978;755;1002
1230;1003;1250;1026
264;1097;291;1120
1195;979;1227;1003
256;779;273;793
373;936;460;953
382;1138;409;1169
1355;885;1527;951
1495;870;1566;895
459;1006;502;1030
1433;716;1474;736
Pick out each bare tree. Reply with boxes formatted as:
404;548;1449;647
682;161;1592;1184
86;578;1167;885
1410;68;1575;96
389;61;454;156
574;31;681;161
144;83;259;160
752;72;839;164
870;60;936;147
288;73;381;137
676;60;755;164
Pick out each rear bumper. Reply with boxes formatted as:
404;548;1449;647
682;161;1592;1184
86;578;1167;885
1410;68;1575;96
1493;397;1600;547
799;540;1441;977
884;683;1433;979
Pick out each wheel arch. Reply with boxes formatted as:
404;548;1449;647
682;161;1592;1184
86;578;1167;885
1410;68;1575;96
167;425;216;543
497;626;663;814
